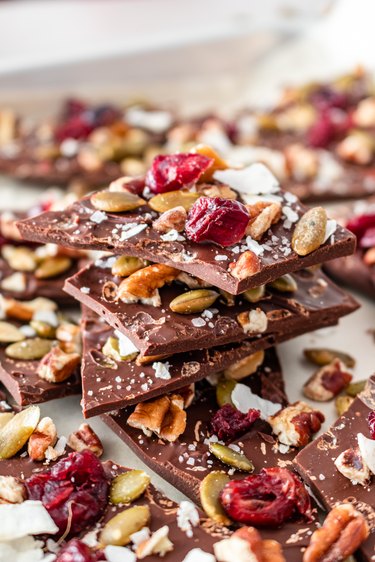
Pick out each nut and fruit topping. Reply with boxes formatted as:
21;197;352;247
169;288;219;314
55;539;102;562
269;401;324;448
220;467;311;526
152;205;187;232
303;503;369;562
229;250;261;280
37;346;80;383
127;394;187;442
35;256;72;279
0;475;26;504
209;442;254;472
245;201;281;241
292;207;327;256
346;379;367;396
67;423;104;457
111;255;146;277
268;274;298;293
117;263;178;302
200;471;231;526
214;526;286;562
334;447;370;486
149;191;200;213
146;153;213;194
237;308;268;334
304;347;355;368
26;450;109;537
303;358;352;401
346;211;375;247
216;377;237;408
211;404;260;442
100;504;150;546
0;405;40;459
335;395;354;417
28;416;57;461
368;411;375;439
91;189;146;212
185;197;250;247
5;337;54;360
109;469;150;505
223;350;265;381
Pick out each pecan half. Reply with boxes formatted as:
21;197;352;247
303;503;369;562
67;423;103;457
37;347;80;383
117;263;179;301
152;206;187;233
269;401;325;448
127;394;187;442
303;359;352;402
28;417;57;461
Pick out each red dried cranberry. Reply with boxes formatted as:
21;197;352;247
145;153;213;194
62;98;87;120
84;104;122;128
55;539;103;562
211;404;260;442
310;87;349;111
360;226;375;248
55;115;94;143
26;450;108;537
307;112;337;148
346;212;375;242
368;411;375;439
121;177;146;196
220;467;311;527
185;197;250;247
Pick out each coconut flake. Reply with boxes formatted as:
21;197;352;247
357;433;375;474
231;384;281;420
177;501;200;538
152;361;171;380
323;219;337;243
214;162;280;200
120;223;147;240
32;309;58;327
182;548;216;562
104;545;136;562
0;501;58;541
90;210;107;224
125;107;173;134
114;330;139;357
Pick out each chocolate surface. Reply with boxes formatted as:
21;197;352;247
103;349;319;559
17;189;356;294
294;378;375;561
68;262;358;356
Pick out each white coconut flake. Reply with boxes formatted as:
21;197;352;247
19;325;37;338
214;162;280;200
130;527;151;547
0;501;58;541
90;210;107;224
120;223;147;240
244;236;264;255
60;138;79;157
282;206;299;224
152;361;171;380
114;330;139;356
32;309;58;327
323;219;337;243
231;384;281;420
182;548;216;562
125;107;173;134
177;501;200;538
160;229;181;242
357;433;375;474
104;545;136;562
0;536;49;562
191;318;206;327
95;256;117;269
80;286;90;294
214;254;228;261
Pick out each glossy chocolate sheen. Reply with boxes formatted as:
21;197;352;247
103;349;320;559
17;190;356;294
294;377;375;562
68;263;358;356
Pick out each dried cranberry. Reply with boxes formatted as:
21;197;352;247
55;539;103;562
220;467;311;527
211;404;260;442
307;111;337;148
121;177;146;196
55;115;94;143
146;153;213;194
346;212;375;241
360;226;375;248
310;87;349;111
62;98;87;120
26;450;108;537
185;197;249;247
368;411;375;439
84;104;122;128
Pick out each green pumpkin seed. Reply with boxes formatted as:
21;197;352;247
304;348;355;368
111;256;146;278
346;380;366;397
110;470;150;505
0;412;14;430
216;377;236;407
268;274;298;293
243;285;265;303
102;337;137;363
200;471;231;526
0;406;40;459
0;321;25;343
169;289;219;314
148;190;200;213
291;207;327;256
35;256;72;279
335;395;354;417
5;338;54;360
224;350;265;381
100;505;150;546
209;443;254;472
30;321;56;339
91;190;145;213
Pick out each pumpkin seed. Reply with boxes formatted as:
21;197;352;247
35;256;72;279
169;289;219;314
100;505;150;546
110;470;150;505
5;338;54;360
0;321;25;343
2;246;37;272
291;207;327;256
30;321;56;339
0;412;14;430
148;190;200;213
219;289;236;307
243;285;265;303
268;274;298;293
346;380;367;397
0;406;40;459
216;377;236;407
224;350;265;381
91;190;145;213
191;144;228;181
102;337;137;363
335;395;354;417
199;471;231;526
209;443;254;472
92;351;118;370
304;348;355;368
111;256;146;278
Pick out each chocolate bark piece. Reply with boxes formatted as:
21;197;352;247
324;198;375;299
17;185;356;295
81;308;288;417
103;349;319;559
293;377;375;561
67;262;358;356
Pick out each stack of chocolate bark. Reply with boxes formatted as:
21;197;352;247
6;145;370;560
